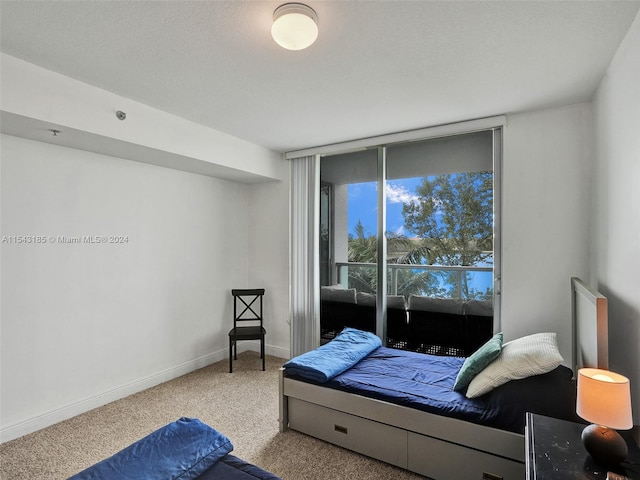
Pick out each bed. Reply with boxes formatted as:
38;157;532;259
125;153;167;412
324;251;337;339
198;454;280;480
68;417;280;480
279;278;607;480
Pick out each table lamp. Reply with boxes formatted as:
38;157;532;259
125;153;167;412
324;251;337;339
576;368;633;465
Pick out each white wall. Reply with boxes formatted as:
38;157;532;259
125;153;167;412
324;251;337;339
592;11;640;424
1;52;291;442
247;174;291;359
502;103;593;366
0;135;253;441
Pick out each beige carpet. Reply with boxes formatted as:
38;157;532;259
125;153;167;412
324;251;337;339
0;352;425;479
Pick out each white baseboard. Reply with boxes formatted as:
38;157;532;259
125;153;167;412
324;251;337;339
1;342;290;443
267;344;290;360
232;340;289;360
0;349;225;443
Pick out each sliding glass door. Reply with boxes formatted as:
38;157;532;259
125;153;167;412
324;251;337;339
319;149;379;342
318;129;501;354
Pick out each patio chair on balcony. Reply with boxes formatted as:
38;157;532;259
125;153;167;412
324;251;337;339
385;295;409;350
464;299;493;354
407;296;466;356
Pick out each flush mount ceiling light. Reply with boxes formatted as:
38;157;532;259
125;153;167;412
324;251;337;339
271;3;318;51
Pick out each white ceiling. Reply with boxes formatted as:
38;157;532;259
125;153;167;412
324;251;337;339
1;0;638;154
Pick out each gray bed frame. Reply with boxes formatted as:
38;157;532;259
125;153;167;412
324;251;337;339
279;278;606;480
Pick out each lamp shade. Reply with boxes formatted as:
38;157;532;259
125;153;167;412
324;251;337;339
577;368;633;430
271;3;318;50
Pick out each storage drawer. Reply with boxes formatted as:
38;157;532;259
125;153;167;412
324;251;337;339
288;398;408;468
408;431;524;480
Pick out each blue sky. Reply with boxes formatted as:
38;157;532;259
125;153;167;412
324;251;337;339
348;177;423;237
347;175;494;294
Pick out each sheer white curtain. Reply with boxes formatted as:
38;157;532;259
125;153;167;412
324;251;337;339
289;155;319;357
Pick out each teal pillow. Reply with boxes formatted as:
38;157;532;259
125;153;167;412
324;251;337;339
453;332;503;391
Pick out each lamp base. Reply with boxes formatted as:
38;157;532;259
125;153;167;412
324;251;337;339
582;424;628;465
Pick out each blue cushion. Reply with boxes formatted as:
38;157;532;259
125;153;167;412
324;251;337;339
453;332;503;391
68;417;233;480
284;327;382;382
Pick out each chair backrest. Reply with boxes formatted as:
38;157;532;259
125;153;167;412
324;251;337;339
232;289;265;328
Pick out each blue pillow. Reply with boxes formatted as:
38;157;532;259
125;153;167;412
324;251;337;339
453;332;503;391
284;327;382;382
68;417;233;480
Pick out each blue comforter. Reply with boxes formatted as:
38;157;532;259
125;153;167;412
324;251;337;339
68;417;233;480
284;328;382;382
291;346;578;433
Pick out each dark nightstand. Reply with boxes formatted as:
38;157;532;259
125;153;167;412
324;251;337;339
526;412;640;480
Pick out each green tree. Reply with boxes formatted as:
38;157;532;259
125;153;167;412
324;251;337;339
346;172;493;299
402;171;493;298
348;221;377;262
347;221;377;293
347;222;439;297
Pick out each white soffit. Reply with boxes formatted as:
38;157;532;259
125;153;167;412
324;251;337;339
0;112;277;184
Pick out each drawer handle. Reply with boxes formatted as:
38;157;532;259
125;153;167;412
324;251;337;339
482;473;502;480
334;424;348;434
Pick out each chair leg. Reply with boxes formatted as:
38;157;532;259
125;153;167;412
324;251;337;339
229;338;233;373
261;338;265;371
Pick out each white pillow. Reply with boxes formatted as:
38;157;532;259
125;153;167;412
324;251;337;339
465;332;564;398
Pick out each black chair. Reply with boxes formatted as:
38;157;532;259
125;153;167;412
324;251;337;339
228;289;266;373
